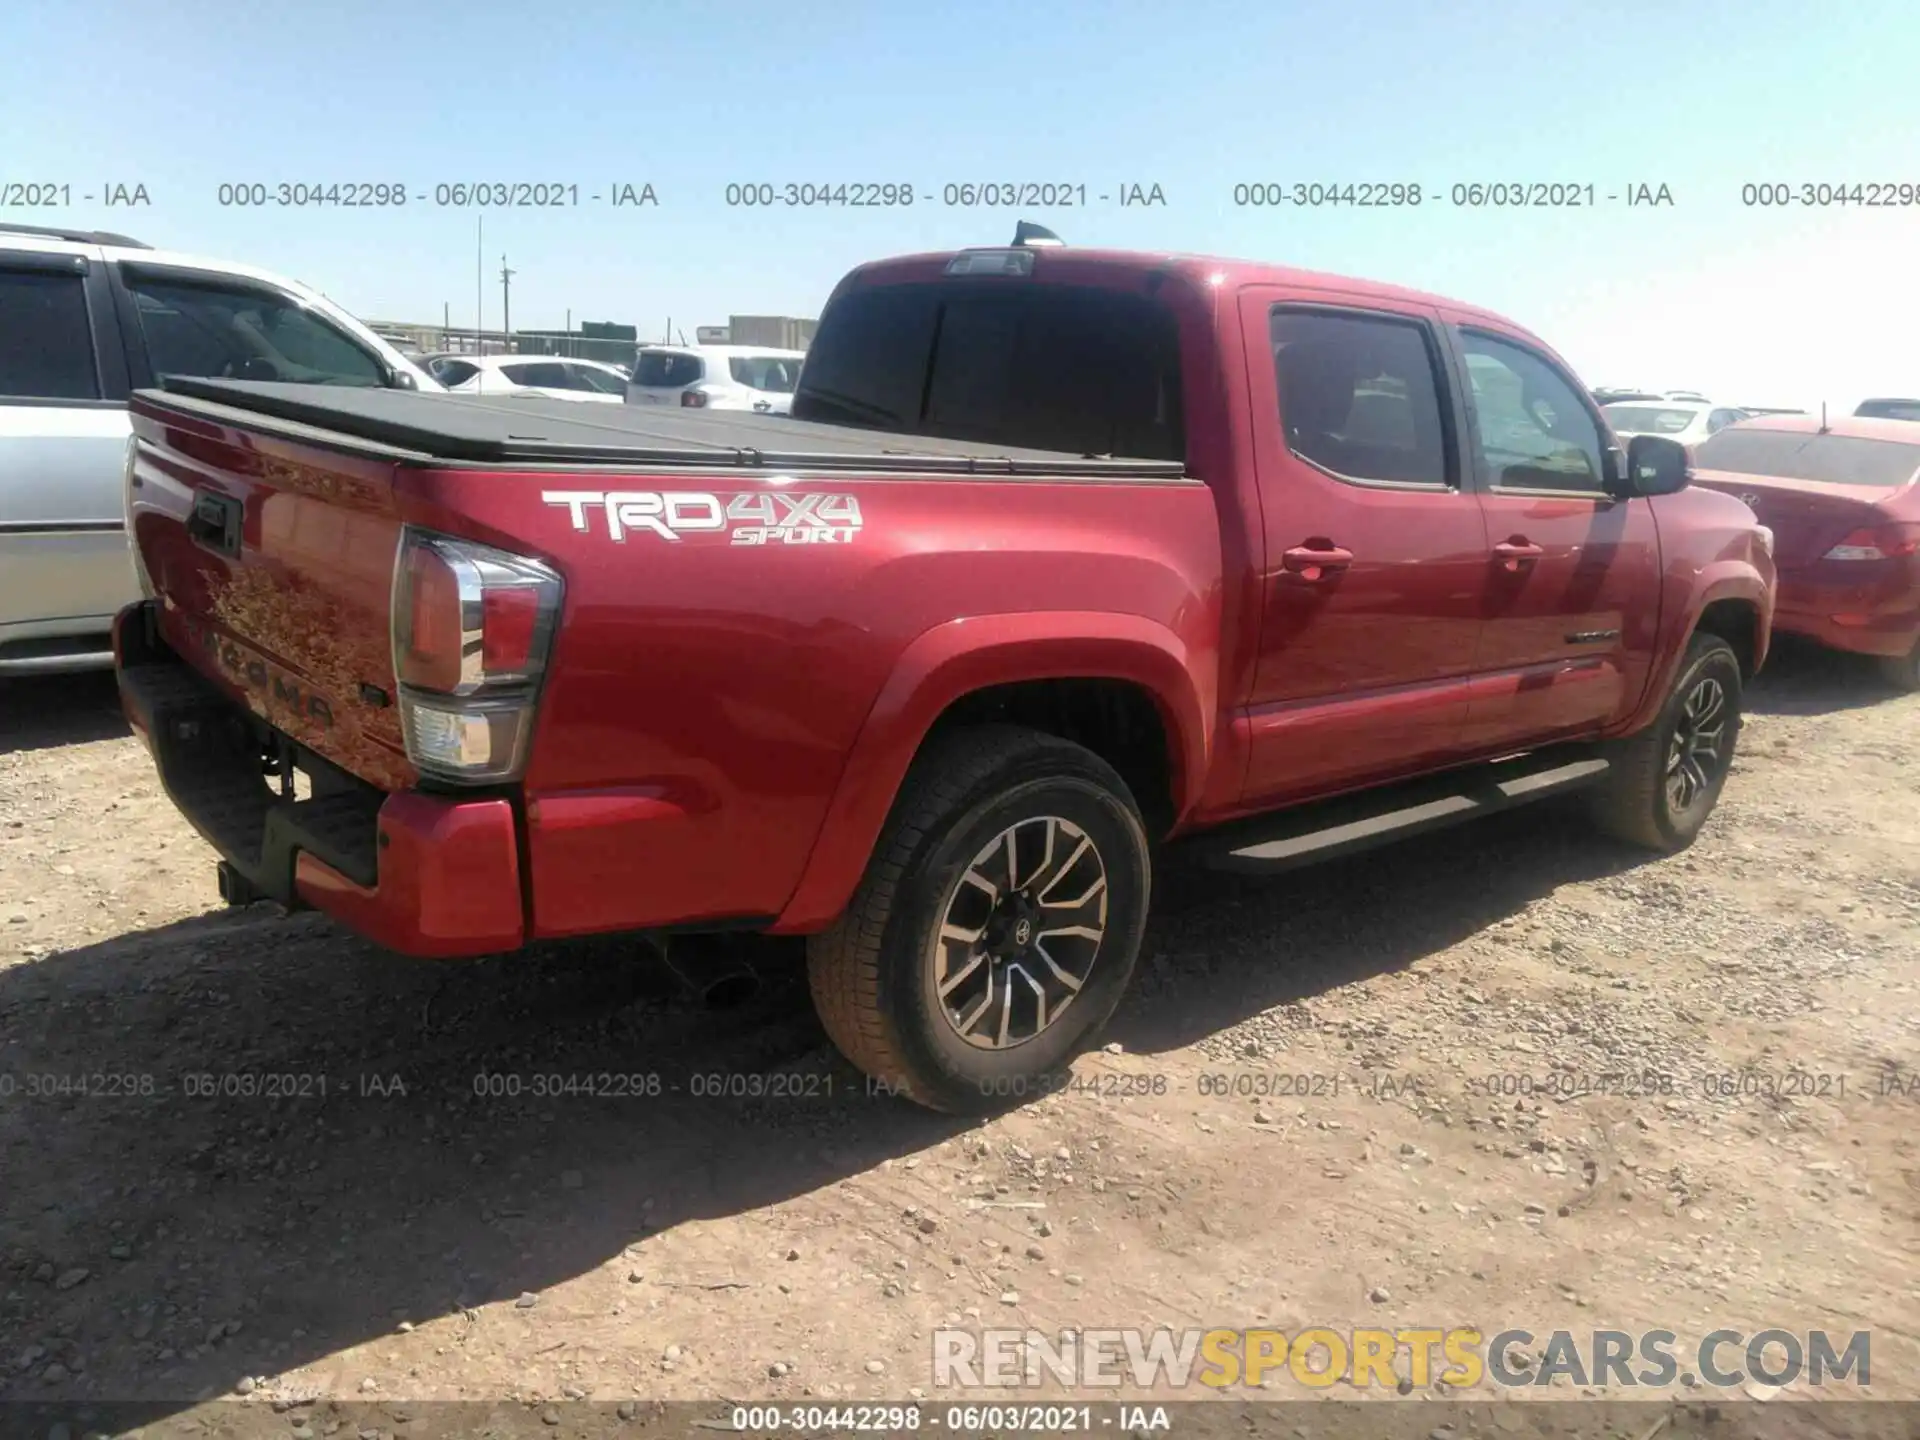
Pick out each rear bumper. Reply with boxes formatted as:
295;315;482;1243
112;601;525;958
1773;572;1920;658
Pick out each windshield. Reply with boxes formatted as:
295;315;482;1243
1692;428;1920;487
1604;405;1699;433
728;355;802;393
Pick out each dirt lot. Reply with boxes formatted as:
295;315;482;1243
2;642;1917;1437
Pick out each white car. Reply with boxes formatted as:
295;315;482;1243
433;354;631;403
1601;399;1752;447
626;344;806;414
0;223;441;675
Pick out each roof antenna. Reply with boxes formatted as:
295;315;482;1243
1012;220;1065;248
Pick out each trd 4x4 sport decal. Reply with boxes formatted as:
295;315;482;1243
542;489;863;546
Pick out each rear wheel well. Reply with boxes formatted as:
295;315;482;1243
1694;599;1760;679
926;679;1177;839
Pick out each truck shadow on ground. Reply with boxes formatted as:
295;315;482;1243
0;671;129;755
1112;801;1642;1056
0;795;1646;1428
1743;635;1909;716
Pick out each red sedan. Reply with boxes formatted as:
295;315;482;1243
1690;416;1920;688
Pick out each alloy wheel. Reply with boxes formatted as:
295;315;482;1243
1665;676;1728;812
928;815;1110;1050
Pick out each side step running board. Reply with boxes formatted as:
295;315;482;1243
1192;750;1612;875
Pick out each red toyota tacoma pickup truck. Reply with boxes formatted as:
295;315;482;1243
113;231;1776;1112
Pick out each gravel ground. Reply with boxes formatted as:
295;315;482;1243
1;638;1916;1439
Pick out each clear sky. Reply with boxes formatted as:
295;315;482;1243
4;0;1917;410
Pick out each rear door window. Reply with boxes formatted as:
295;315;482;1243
635;351;705;388
728;355;802;392
0;265;99;401
566;363;627;394
1268;308;1451;488
500;362;570;388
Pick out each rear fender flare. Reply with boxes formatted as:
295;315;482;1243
770;611;1211;933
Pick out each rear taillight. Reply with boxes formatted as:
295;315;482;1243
391;530;562;783
681;389;708;408
1822;523;1920;562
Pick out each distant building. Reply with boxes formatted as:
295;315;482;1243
692;316;818;350
724;315;817;351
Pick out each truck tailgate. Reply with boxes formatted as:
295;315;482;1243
126;394;416;792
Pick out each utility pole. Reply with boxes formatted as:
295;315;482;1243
442;300;450;346
475;215;484;353
500;255;515;350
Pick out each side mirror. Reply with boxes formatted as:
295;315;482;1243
1617;434;1690;498
388;368;419;391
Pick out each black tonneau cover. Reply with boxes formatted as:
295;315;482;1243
142;379;1191;479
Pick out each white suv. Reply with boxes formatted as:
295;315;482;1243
626;344;806;414
0;224;440;675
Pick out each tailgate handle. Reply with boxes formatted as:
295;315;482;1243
187;491;243;559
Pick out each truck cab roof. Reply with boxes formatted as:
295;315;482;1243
845;244;1528;334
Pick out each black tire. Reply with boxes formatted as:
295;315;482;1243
1588;632;1743;852
1876;641;1920;692
806;724;1152;1115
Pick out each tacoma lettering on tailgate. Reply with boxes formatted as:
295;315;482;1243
542;489;863;546
179;615;335;728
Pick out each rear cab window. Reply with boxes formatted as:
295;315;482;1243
791;279;1185;461
1692;429;1920;487
635;351;705;388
